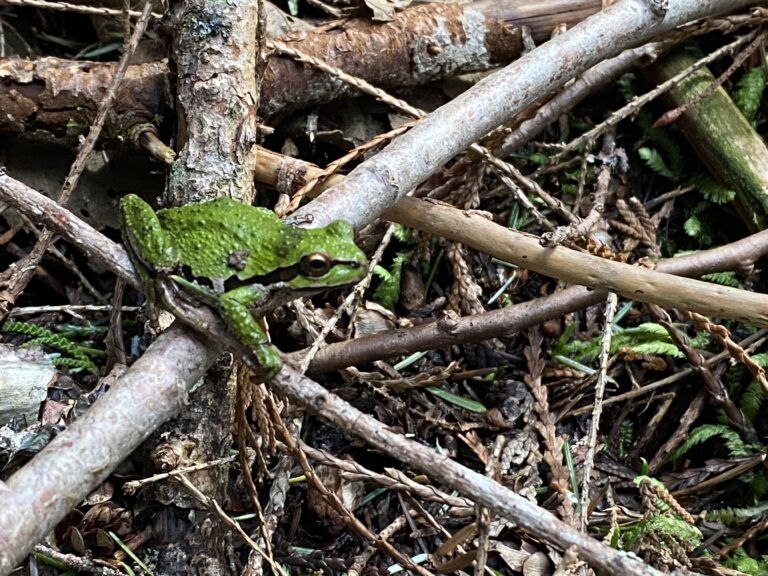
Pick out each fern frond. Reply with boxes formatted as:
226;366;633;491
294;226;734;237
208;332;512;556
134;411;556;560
393;225;414;243
722;547;768;575
672;424;752;461
53;356;97;373
684;215;702;237
740;379;765;423
617;73;638;102
688;174;736;204
688;331;713;350
732;67;767;124
624;341;684;358
706;501;768;525
638;147;677;181
560;338;602;363
612;323;685;358
619;323;669;338
701;271;743;288
3;320;98;373
373;250;413;311
751;352;768;367
647;130;685;180
622;514;702;553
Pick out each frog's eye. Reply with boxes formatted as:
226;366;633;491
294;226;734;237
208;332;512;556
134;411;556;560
300;252;332;277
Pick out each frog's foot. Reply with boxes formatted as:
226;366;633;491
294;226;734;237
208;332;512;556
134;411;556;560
220;286;282;377
156;278;221;335
250;345;282;378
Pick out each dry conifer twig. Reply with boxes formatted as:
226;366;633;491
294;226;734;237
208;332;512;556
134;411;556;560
524;327;574;523
638;478;695;525
685;310;768;397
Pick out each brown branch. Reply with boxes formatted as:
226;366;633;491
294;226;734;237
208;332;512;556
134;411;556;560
0;0;598;132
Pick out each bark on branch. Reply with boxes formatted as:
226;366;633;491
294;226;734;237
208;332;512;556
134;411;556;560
0;0;599;135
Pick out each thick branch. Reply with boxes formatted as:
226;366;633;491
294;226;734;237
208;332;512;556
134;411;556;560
302;220;768;373
386;197;768;326
5;171;768;368
0;325;219;575
648;48;768;230
0;0;598;133
290;0;762;230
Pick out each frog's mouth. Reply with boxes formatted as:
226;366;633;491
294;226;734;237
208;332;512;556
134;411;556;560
222;259;365;292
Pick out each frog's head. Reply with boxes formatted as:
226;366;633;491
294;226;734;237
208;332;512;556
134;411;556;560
288;220;367;291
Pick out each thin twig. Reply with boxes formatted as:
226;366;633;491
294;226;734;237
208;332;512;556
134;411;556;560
33;545;125;576
0;0;162;18
685;310;768;398
654;28;767;127
579;292;617;531
122;454;238;495
269;403;438;576
543;30;758;167
0;0;155;320
174;474;287;576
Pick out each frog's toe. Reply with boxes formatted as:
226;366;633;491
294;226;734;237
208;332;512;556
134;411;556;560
255;345;283;378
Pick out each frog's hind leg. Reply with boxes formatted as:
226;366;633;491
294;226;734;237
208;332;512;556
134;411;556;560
219;286;281;376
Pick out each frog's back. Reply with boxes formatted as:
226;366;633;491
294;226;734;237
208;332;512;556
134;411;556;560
157;198;298;279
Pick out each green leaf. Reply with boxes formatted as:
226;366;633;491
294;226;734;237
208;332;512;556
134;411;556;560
426;386;487;413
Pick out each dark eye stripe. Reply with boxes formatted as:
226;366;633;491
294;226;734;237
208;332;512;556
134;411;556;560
223;263;303;292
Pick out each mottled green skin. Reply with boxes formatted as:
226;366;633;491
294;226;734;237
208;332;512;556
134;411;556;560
120;194;366;375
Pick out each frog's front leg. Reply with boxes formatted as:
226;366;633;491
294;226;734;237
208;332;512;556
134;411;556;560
219;285;282;376
120;194;179;270
120;194;179;318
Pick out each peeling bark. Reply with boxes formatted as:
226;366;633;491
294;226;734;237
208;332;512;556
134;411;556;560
0;0;600;135
0;57;168;137
259;1;525;117
138;0;260;573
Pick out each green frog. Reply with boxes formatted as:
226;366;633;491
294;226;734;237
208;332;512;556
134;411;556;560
119;194;367;376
